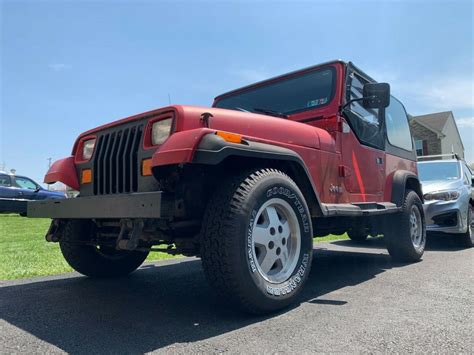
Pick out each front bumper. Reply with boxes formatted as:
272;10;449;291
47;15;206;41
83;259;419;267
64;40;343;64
423;199;468;234
27;192;170;219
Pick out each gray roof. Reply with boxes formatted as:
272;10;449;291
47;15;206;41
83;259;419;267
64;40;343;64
411;111;452;133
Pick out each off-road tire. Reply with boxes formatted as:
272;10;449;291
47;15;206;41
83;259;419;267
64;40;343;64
200;168;313;314
460;205;473;248
347;228;368;242
384;190;426;262
59;220;149;278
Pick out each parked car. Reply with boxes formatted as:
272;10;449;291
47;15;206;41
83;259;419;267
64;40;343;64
418;155;473;247
0;172;66;214
28;60;426;314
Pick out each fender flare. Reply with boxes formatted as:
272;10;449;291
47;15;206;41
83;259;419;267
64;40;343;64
192;133;324;216
44;156;80;191
391;170;423;206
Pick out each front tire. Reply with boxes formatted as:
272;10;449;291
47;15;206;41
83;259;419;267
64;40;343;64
460;205;473;248
200;169;313;314
384;190;426;262
59;220;149;278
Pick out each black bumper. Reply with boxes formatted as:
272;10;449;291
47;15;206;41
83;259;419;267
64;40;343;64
27;192;169;219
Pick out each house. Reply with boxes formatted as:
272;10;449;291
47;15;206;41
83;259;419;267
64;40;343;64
410;111;464;159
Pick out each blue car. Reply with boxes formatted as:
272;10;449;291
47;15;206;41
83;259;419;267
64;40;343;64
0;172;66;214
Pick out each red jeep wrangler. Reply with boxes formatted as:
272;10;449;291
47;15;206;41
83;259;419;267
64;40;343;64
29;60;425;314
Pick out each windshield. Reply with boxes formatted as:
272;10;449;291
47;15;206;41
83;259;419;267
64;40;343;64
214;67;336;116
418;162;461;182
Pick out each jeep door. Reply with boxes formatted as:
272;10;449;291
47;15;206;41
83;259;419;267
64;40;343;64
340;70;386;200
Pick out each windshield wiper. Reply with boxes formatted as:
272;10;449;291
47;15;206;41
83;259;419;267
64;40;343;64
253;107;288;118
234;107;251;113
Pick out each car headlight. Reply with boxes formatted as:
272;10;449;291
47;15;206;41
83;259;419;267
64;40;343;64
82;138;96;160
151;118;173;145
423;190;460;201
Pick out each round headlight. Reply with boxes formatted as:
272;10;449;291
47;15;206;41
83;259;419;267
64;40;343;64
82;138;96;161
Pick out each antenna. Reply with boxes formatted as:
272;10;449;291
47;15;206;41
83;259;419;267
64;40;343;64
168;93;171;105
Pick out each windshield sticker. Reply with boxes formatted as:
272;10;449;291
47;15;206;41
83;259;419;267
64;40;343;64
307;97;328;107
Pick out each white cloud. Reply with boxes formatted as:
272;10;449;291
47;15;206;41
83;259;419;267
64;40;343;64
365;68;473;112
456;117;474;128
48;63;72;72
410;79;474;111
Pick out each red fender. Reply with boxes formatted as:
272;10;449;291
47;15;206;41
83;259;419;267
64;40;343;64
151;128;214;167
44;156;79;190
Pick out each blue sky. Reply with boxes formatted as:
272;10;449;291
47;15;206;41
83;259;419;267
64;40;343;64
1;0;473;184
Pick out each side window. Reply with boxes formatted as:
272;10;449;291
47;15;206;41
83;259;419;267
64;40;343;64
346;73;383;149
385;96;413;151
14;177;38;190
415;140;424;156
0;175;12;187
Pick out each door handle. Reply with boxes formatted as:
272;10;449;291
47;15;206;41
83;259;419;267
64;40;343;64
376;157;383;165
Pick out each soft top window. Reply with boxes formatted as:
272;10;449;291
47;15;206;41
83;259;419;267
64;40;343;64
385;96;413;151
344;72;384;149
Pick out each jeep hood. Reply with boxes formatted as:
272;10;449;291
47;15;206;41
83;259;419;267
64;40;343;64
73;105;335;153
177;106;333;150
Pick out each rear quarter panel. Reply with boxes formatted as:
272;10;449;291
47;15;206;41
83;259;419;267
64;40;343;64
383;153;418;202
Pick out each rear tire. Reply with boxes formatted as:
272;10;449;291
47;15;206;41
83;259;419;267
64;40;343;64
59;220;149;278
460;205;473;248
384;190;426;262
200;168;313;314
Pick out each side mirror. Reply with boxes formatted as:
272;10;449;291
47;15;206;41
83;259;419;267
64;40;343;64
363;83;390;109
34;187;41;193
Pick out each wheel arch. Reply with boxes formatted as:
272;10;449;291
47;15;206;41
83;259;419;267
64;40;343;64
391;170;423;206
192;134;324;217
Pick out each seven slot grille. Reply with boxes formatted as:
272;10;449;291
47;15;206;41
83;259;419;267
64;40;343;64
93;124;144;195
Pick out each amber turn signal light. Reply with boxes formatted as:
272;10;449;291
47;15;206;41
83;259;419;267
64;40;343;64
216;131;242;144
142;158;152;176
81;169;92;184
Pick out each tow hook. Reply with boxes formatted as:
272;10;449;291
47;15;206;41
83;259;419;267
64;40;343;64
116;219;144;251
45;219;64;242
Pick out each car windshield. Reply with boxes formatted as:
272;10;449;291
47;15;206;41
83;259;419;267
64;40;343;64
418;161;461;182
214;67;336;116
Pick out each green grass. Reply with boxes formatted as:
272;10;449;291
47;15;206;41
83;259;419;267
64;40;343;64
0;215;175;280
0;214;348;280
314;234;349;243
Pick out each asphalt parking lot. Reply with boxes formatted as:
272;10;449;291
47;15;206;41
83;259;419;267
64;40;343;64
1;236;472;354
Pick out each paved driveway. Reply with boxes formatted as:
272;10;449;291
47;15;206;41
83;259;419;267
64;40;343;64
1;236;472;354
